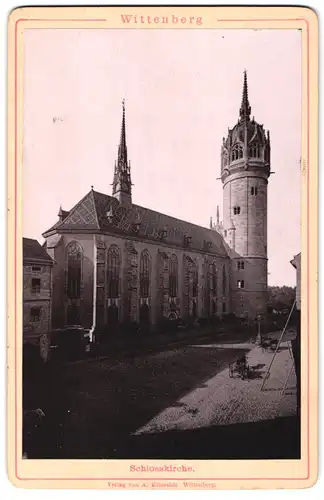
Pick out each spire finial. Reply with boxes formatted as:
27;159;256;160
210;216;213;229
122;99;125;125
239;70;251;122
216;206;220;224
120;98;126;148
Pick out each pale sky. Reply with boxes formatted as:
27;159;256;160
23;29;301;286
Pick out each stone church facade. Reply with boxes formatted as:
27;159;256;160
42;73;271;334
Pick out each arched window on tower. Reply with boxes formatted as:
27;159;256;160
140;250;150;298
231;144;243;162
67;242;82;299
249;144;260;158
265;144;270;163
107;245;120;298
169;254;178;298
222;150;228;169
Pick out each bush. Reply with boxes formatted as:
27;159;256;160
93;324;121;343
120;321;142;337
155;316;188;334
211;315;222;326
129;321;141;334
23;343;42;370
50;328;88;361
23;343;48;413
221;313;238;325
197;317;209;328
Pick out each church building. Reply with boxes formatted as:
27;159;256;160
42;72;271;335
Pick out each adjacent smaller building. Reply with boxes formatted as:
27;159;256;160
23;238;53;360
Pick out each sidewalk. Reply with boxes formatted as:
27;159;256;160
135;340;297;435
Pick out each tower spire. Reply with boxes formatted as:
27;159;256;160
112;99;132;206
119;99;127;164
239;70;251;122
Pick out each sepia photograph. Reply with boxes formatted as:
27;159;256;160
21;25;302;462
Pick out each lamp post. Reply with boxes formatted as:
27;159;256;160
256;314;262;345
254;276;268;345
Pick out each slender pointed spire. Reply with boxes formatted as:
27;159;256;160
112;99;132;206
210;216;213;229
118;99;127;164
239;70;251;122
216;206;220;224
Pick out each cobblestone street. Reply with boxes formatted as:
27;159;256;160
135;341;296;435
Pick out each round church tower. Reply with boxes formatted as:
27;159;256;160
220;72;271;319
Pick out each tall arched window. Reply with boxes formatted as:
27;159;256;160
192;263;198;298
169;254;178;298
222;264;226;296
67;242;82;299
212;262;217;296
107;245;120;298
231;144;243;162
140;250;150;298
209;262;217;297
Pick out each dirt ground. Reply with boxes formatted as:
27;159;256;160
24;344;247;458
23;327;299;460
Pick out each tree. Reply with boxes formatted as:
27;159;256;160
268;286;296;312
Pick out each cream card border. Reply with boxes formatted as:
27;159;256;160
7;5;318;490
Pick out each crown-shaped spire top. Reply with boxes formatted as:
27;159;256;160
239;70;251;122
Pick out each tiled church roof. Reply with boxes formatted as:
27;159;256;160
43;189;228;258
